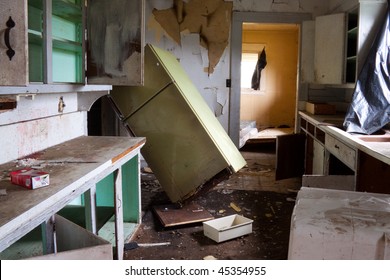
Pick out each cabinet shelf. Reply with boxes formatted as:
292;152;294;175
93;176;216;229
53;38;82;52
53;0;82;21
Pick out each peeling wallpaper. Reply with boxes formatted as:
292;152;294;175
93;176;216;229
146;0;327;130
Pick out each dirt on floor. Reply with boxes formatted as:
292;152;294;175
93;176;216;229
124;143;301;260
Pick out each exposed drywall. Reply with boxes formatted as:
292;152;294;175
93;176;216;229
152;0;232;75
146;0;327;132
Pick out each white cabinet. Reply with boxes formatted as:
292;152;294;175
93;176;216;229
0;1;28;86
314;13;346;84
303;1;387;85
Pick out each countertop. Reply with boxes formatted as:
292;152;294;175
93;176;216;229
299;111;390;165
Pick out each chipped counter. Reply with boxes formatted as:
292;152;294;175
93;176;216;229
0;136;145;260
288;187;390;259
299;111;390;165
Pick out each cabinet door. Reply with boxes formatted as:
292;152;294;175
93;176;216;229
0;1;28;86
314;13;346;84
300;20;315;83
86;0;144;86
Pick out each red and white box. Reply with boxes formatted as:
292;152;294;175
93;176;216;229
10;168;50;189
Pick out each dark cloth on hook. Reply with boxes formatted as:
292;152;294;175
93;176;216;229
251;48;267;90
343;1;390;134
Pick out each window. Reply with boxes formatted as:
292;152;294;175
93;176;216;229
241;44;266;93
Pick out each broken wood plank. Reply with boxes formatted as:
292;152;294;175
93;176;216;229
153;202;214;227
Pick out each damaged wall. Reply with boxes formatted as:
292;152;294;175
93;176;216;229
146;0;328;131
0;93;88;165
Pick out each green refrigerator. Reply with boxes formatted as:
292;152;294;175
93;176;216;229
110;44;246;203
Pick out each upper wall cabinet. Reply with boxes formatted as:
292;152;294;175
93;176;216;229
314;13;346;84
0;0;144;89
86;0;144;86
304;1;387;86
0;1;28;86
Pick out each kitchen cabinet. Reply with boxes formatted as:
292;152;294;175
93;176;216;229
298;112;356;190
307;1;387;85
0;136;146;260
0;1;28;86
314;13;346;84
0;0;144;90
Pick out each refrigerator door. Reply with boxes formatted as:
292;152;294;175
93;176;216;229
111;44;246;203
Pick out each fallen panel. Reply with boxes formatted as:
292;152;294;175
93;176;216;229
110;44;246;203
153;202;214;227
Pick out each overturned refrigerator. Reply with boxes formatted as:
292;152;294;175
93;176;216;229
109;44;246;203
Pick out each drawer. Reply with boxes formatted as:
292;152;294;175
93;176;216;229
325;134;356;171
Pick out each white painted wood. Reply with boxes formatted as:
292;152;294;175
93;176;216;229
230;12;312;147
312;139;325;174
0;84;112;95
86;0;145;86
300;21;315;83
43;0;52;84
28;215;113;260
84;185;97;234
0;0;28;86
314;13;346;84
325;133;357;171
0;136;145;255
302;174;355;191
42;216;56;254
357;1;387;74
114;168;124;260
0;112;87;165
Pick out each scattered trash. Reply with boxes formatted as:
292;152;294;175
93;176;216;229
142;167;153;174
286;197;296;202
221;189;234;195
230;202;241;212
124;241;171;251
203;255;218;260
0;189;7;196
218;209;226;214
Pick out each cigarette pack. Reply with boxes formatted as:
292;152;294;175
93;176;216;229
10;168;50;189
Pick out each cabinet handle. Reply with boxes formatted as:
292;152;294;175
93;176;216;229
4;16;15;61
334;144;340;149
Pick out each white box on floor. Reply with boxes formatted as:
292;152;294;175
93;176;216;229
203;214;253;243
288;187;390;260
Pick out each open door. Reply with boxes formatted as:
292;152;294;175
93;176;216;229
275;134;305;180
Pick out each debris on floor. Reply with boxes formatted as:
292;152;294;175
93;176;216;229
125;143;301;260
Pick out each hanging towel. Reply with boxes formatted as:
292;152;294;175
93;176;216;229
251;47;267;90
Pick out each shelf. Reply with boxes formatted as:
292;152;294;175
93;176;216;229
53;38;82;52
52;0;83;21
0;84;112;96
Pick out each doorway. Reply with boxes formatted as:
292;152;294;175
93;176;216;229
229;12;312;148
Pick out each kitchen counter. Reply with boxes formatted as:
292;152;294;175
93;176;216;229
0;136;146;259
299;111;390;165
